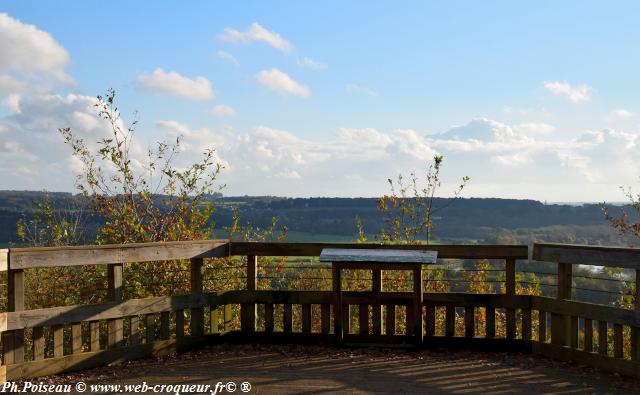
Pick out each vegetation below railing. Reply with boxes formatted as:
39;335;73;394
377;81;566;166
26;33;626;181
0;241;638;380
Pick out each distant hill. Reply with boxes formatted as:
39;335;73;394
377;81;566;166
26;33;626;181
0;190;633;247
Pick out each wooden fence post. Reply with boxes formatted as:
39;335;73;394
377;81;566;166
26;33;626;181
505;258;516;339
241;255;257;332
107;263;123;347
3;251;24;364
190;258;204;336
551;262;571;346
372;268;382;335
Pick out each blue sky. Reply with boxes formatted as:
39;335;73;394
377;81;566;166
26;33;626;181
1;1;640;201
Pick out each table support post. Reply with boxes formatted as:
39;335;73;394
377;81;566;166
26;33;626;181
413;266;423;346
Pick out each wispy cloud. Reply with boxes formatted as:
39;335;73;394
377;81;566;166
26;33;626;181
219;22;293;53
544;81;592;102
606;108;633;121
136;68;213;101
209;104;236;117
346;83;378;97
217;50;239;65
255;68;310;97
298;57;327;70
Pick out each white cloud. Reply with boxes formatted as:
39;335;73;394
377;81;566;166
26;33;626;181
512;123;555;136
217;50;239;65
544;81;592;102
219;23;293;53
255;68;310;98
298;57;327;70
209;105;235;117
346;84;378;97
0;13;72;84
136;68;214;101
606;108;633;121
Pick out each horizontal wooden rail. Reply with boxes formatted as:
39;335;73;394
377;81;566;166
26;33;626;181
231;242;529;259
532;295;638;327
8;240;230;269
533;242;640;269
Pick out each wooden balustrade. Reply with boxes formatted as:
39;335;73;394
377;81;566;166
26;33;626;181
0;242;638;380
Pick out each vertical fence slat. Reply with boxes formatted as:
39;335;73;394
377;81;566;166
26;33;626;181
72;323;82;354
569;316;578;349
90;321;100;352
598;321;608;356
584;318;593;352
552;262;571;346
32;326;44;360
130;316;140;345
321;304;331;334
406;304;414;336
332;264;342;340
160;311;170;340
613;324;623;359
505;258;516;340
265;304;274;332
486;306;496;338
303;304;312;333
210;306;219;334
241;255;257;333
465;306;474;338
413;266;423;344
190;258;204;336
3;266;24;364
372;268;382;335
385;304;395;335
522;309;532;341
107;263;123;347
53;324;64;358
445;305;455;337
176;309;185;338
283;304;293;333
146;314;155;344
538;310;547;343
426;305;436;337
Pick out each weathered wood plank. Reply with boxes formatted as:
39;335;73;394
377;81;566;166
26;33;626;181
243;255;257;333
146;314;155;344
531;296;638;327
320;248;437;263
569;315;578;349
533;243;640;270
423;293;530;309
210;307;219;334
505;258;516;340
372;268;382;336
9;240;230;269
231;242;528;259
6;268;24;364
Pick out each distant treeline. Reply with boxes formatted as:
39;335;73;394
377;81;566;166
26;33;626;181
0;190;634;247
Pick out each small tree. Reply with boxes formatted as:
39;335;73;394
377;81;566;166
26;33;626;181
60;89;223;245
376;155;469;245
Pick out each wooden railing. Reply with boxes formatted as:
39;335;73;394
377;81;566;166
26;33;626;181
0;241;638;380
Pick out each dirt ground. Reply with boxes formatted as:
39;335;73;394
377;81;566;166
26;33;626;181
27;344;640;394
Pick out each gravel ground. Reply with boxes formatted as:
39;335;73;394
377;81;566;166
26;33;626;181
19;344;640;394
